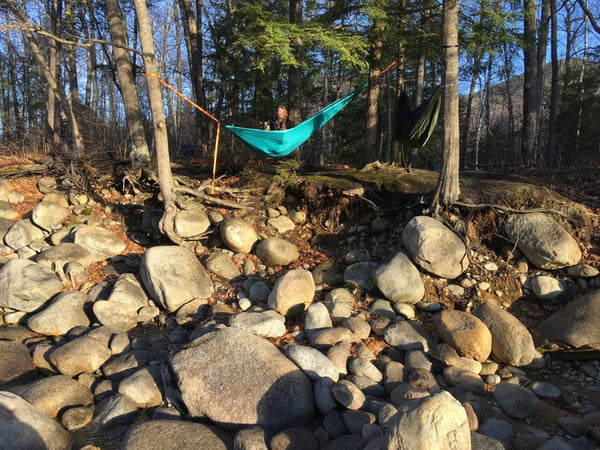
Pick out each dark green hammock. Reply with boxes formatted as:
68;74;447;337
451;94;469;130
226;83;367;158
395;87;441;148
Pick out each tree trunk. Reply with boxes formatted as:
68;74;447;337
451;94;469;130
84;21;97;111
288;0;303;159
175;10;183;154
64;0;79;104
575;13;588;154
320;69;329;165
133;0;183;245
502;45;517;164
408;54;425;169
364;39;382;165
432;0;460;211
546;0;558;166
6;2;84;160
535;0;550;163
46;0;61;148
178;0;208;157
521;0;538;166
105;0;150;164
460;57;481;169
391;45;405;166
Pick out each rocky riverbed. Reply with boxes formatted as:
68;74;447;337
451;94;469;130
0;167;600;450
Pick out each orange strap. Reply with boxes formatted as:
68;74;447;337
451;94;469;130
380;60;397;76
145;73;220;192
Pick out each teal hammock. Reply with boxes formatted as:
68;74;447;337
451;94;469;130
225;83;367;158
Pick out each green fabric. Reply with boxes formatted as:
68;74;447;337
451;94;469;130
226;83;367;157
396;87;441;148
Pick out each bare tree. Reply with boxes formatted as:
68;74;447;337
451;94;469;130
364;39;382;165
432;0;460;212
105;0;150;163
133;0;183;245
288;0;303;159
3;0;85;160
46;0;61;148
288;0;303;128
521;0;538;165
546;0;558;165
178;0;208;156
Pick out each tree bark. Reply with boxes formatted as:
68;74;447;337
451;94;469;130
364;39;382;165
408;54;426;169
535;0;550;163
133;0;183;245
178;0;208;156
46;0;61;148
5;1;84;160
546;0;558;166
502;45;517;163
521;0;538;165
105;0;150;164
460;57;481;169
432;0;460;211
64;0;79;104
288;0;303;159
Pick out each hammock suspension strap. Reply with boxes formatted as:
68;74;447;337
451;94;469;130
145;73;221;192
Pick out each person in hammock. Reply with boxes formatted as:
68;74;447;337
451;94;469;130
265;105;288;130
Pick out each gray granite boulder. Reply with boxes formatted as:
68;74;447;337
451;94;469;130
255;237;299;267
534;289;600;351
174;209;211;240
373;252;425;304
383;391;471;449
4;219;45;250
36;242;95;270
140;245;213;313
220;218;259;254
122;420;233;450
18;374;93;418
71;225;126;262
504;213;582;269
168;327;315;432
493;382;539;419
204;251;241;280
402;216;469;279
0;340;37;385
31;201;70;232
267;269;315;317
472;301;537;367
0;258;63;312
0;391;70;450
27;290;91;336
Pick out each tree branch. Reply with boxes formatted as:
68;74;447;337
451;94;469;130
574;0;600;35
0;23;145;56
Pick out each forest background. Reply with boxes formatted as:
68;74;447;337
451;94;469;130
0;0;599;179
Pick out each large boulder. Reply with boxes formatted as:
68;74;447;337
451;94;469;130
0;258;63;313
373;252;424;304
472;301;537;367
433;309;492;362
220;218;259;254
534;289;600;351
504;213;581;269
382;391;471;449
71;225;126;262
267;269;315;317
402;216;469;279
168;327;315;432
0;391;71;450
122;420;233;450
140;245;213;313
